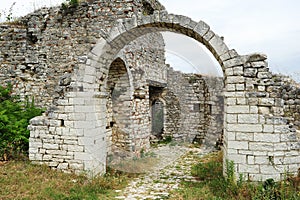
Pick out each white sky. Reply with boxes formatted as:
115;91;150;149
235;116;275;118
1;0;300;79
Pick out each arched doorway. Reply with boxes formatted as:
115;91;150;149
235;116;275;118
106;58;133;158
61;11;252;177
83;12;234;174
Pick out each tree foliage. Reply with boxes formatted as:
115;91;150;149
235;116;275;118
0;84;44;160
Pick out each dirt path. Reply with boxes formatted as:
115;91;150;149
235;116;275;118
115;144;214;200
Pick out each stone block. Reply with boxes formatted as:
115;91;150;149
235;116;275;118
239;163;259;173
43;143;59;150
57;163;69;170
227;124;262;132
227;140;249;150
70;162;84;170
226;114;237;123
67;145;84;152
254;133;280;143
263;124;274;133
255;156;269;165
228;154;247;164
258;106;270;115
247;155;255;164
236;84;245;91
238;114;259;124
236;132;253;141
233;66;244;75
226;76;245;84
226;98;236;105
227;105;249;114
249;142;274;151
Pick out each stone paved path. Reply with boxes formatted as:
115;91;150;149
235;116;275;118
115;144;214;200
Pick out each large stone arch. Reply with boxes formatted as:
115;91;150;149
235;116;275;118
77;10;235;174
29;11;300;180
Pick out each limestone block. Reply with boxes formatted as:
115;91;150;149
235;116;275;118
70;163;84;170
236;132;253;141
226;98;236;105
223;91;245;98
74;105;95;113
227;105;249;114
254;133;280;143
227;140;249;150
260;165;280;174
209;34;229;57
247;156;255;165
233;66;243;75
228;154;247;164
258;106;270;115
226;84;235;91
43;143;59;150
238;114;259;124
226;76;245;84
46;150;67;156
275;125;290;134
57;163;69;170
249;142;274;151
193;20;210;37
254;156;269;165
263;124;274;133
225;68;234;76
30;116;46;126
43;155;53;161
257;72;272;79
66;145;84;152
258;86;265;92
64;139;78;145
29;147;38;154
226;114;237;123
250;61;267;68
68;113;86;121
244;68;257;77
57;99;69;106
69;98;85;105
239;163;259;173
223;56;247;69
280;132;298;142
224;131;236;141
258;98;275;106
236;84;245;91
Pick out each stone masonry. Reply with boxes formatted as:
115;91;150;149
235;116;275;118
0;0;299;181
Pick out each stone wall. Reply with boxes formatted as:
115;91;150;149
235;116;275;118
1;0;299;181
224;54;300;181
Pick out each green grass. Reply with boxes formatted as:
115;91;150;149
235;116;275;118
170;151;300;200
0;161;130;200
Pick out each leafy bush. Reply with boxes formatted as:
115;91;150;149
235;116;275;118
0;84;44;160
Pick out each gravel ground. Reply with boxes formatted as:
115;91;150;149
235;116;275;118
115;143;215;200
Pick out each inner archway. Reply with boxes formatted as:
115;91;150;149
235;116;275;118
106;57;133;159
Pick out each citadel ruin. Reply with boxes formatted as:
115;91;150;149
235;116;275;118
0;0;299;181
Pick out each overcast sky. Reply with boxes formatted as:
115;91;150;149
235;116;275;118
1;0;300;79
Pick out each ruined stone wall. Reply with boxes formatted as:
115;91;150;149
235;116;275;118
224;54;300;181
275;75;300;129
165;67;211;143
0;1;167;174
202;76;224;148
0;0;164;107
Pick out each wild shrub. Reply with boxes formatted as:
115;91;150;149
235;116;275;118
0;84;44;160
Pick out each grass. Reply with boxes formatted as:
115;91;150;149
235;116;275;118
0;160;130;200
170;151;300;200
